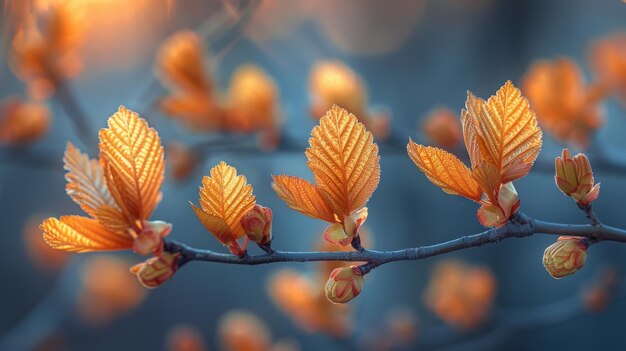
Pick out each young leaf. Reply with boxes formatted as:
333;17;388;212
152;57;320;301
305;105;380;218
471;81;542;183
197;162;256;238
98;106;165;223
41;216;133;253
461;94;484;167
272;175;337;223
190;203;233;245
63;142;127;231
407;140;482;202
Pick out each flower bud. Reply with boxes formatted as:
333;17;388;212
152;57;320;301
132;221;173;256
324;207;368;246
477;182;520;227
555;149;600;205
543;236;588;279
241;205;273;245
325;266;364;304
130;252;181;288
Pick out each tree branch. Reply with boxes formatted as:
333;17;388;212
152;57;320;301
164;212;626;271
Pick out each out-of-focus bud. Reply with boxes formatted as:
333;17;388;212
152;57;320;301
156;30;211;93
132;220;172;256
309;61;367;121
369;111;391;141
424;260;496;330
590;33;626;104
78;255;147;325
522;58;604;147
130;252;181;288
241;205;273;245
543;236;588;279
422;107;462;149
555;149;600;205
325;266;364;304
386;308;418;345
166;324;207;351
582;267;619;312
477;182;520;227
0;98;51;145
166;142;199;181
227;64;281;133
324;207;368;246
218;310;271;351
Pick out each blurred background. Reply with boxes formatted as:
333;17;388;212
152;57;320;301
2;0;626;350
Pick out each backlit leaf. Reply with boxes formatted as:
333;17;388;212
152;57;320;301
305;105;380;218
198;162;256;238
461;93;485;167
271;175;337;223
190;203;233;245
64;142;127;230
98;106;165;223
41;215;132;253
470;81;542;183
407;140;482;202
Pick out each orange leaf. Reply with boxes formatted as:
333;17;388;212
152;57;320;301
190;203;233;245
471;162;501;205
407;140;482;202
271;175;337;223
41;215;133;253
197;162;256;238
461;94;484;167
98;106;165;223
63;142;127;231
305;105;380;218
469;81;542;183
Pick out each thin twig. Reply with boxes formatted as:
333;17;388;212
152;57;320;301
164;212;626;270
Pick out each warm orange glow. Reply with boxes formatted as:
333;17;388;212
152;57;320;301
523;58;603;147
77;255;147;325
218;310;272;351
267;269;351;336
422;107;462;149
590;33;626;104
9;0;86;96
227;64;282;133
0;97;51;145
424;260;496;329
166;324;208;351
166;142;199;182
